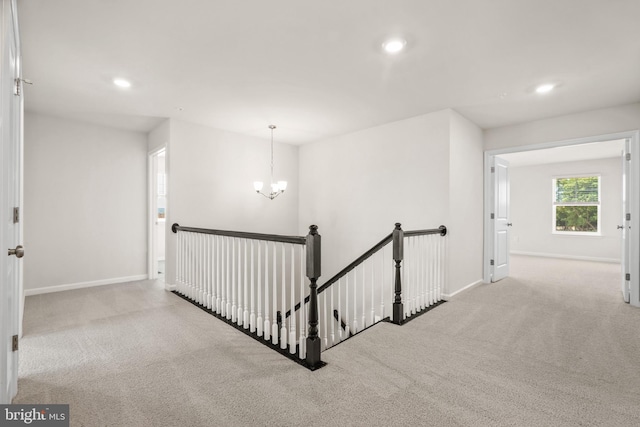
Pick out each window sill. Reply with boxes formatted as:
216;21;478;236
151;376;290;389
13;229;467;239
552;231;602;237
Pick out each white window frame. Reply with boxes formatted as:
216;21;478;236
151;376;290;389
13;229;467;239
552;174;601;236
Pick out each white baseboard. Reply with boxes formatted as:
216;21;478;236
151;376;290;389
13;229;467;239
164;283;176;291
442;279;484;300
25;274;149;296
510;251;620;264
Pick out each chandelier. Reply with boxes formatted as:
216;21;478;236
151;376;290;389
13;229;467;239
253;125;287;199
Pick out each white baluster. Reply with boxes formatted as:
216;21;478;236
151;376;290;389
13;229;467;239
182;232;186;296
257;241;263;336
437;235;441;301
330;278;335;346
411;237;420;314
280;243;287;350
417;237;421;310
322;291;328;350
213;236;222;314
243;239;249;328
361;262;366;328
417;236;422;310
344;276;350;337
422;235;427;308
418;236;423;311
213;235;218;310
194;234;199;302
220;236;227;317
380;247;385;319
289;245;296;354
188;233;192;298
407;237;413;314
264;241;271;341
299;245;306;358
411;237;416;315
232;238;238;323
175;231;181;294
271;241;278;345
175;231;180;293
352;269;358;334
370;256;375;325
337;278;343;341
432;234;437;304
205;234;211;309
183;232;189;297
249;240;256;333
196;234;201;304
436;235;447;301
226;237;232;320
200;234;205;305
236;238;243;325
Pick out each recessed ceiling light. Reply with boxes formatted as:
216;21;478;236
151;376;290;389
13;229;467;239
535;83;555;94
113;78;131;88
382;38;406;54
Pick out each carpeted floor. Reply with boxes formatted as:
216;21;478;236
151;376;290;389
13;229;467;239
14;255;640;426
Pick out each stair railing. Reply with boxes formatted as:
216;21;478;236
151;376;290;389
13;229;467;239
172;223;323;369
172;222;447;369
285;222;447;353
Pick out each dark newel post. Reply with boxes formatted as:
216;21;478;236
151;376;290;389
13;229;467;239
305;225;322;367
392;223;404;324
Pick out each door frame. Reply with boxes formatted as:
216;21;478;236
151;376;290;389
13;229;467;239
483;130;640;307
147;146;166;282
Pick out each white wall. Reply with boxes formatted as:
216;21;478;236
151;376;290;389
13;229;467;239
449;111;484;292
148;119;169;153
24;113;148;293
165;119;299;285
298;109;483;295
509;157;622;262
484;103;640;151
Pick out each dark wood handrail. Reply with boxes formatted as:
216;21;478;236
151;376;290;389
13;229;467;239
171;223;306;245
403;225;447;237
284;232;393;318
317;233;393;294
283;224;447;319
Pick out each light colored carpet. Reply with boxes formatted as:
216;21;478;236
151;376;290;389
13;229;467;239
14;255;640;426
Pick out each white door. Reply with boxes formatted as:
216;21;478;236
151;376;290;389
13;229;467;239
621;140;631;302
148;148;166;279
492;157;510;282
1;0;22;404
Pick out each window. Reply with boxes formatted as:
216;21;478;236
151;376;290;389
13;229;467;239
552;176;600;234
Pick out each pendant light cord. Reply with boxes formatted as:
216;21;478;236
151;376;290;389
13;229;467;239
270;125;275;185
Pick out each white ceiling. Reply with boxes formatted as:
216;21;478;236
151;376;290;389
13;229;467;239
18;0;640;144
499;139;625;167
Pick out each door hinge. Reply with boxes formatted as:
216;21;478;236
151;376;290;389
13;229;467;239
627;213;631;221
626;273;631;281
491;166;495;173
490;259;494;266
13;207;19;224
12;335;18;352
491;213;495;219
14;78;32;96
626;153;631;161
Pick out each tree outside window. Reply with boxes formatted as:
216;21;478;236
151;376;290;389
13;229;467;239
553;176;600;234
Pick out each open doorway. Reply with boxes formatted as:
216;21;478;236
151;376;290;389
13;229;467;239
149;148;167;281
483;132;640;307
